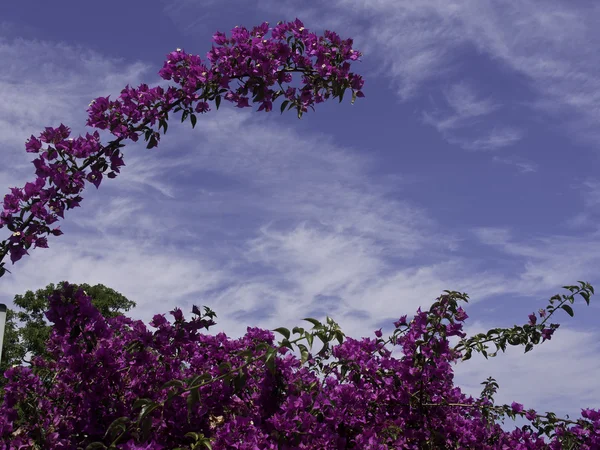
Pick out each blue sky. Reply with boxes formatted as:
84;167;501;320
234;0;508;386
1;0;599;428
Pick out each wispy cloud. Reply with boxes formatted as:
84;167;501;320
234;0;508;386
3;4;600;431
563;180;600;230
419;82;524;152
0;35;152;178
492;155;537;173
445;126;524;152
423;82;499;131
580;181;600;208
453;322;600;422
420;82;523;151
473;226;600;290
255;0;600;146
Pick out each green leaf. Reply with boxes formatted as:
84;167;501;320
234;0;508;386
215;95;222;110
280;100;289;114
132;398;153;411
233;372;247;393
462;348;472;361
303;318;322;328
579;290;591;305
187;373;212;387
341;365;348;378
236;349;254;360
138;402;159;423
185;432;200;441
190;113;197;128
298;343;310;364
161;379;185;390
187;387;200;420
273;327;291;340
280;338;293;350
305;332;314;349
136;401;160;442
185;430;213;449
140;413;153;442
103;416;130;441
218;361;232;374
146;135;158;149
255;342;269;352
265;348;277;375
292;327;305;335
165;389;181;408
486;328;500;338
85;443;108;450
253;89;265;103
561;304;574;317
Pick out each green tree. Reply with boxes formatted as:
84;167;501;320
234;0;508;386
0;281;136;383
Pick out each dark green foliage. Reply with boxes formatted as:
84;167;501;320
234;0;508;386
0;281;136;389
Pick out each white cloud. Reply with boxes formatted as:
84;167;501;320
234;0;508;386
0;35;153;191
420;82;523;151
126;1;600;433
257;0;600;145
564;180;600;229
453;322;600;421
447;126;524;152
423;82;499;132
3;11;600;432
473;226;600;291
0;234;230;324
492;156;538;173
580;181;600;208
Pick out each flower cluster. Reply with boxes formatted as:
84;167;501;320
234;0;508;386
0;282;597;448
0;19;365;275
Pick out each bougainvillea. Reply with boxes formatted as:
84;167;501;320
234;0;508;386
1;20;598;449
0;19;364;276
0;282;597;448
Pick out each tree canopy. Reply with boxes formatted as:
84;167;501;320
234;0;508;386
0;281;136;384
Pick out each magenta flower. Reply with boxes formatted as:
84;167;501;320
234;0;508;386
25;135;42;153
528;313;537;325
511;402;524;413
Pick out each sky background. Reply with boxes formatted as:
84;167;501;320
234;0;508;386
1;0;599;429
